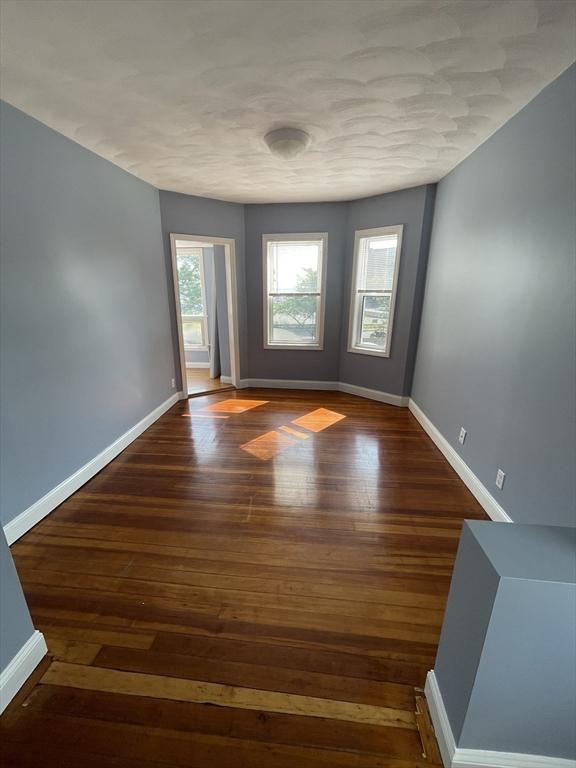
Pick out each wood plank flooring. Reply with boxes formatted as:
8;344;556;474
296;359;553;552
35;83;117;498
185;367;234;396
1;389;486;767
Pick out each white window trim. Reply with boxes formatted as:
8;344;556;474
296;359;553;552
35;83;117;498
262;232;328;351
347;224;404;359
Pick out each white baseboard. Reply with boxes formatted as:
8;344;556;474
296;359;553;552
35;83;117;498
238;378;407;407
3;393;180;544
220;375;233;384
408;400;513;523
186;362;210;368
239;378;340;390
452;752;576;768
339;382;408;407
0;630;47;714
425;671;574;768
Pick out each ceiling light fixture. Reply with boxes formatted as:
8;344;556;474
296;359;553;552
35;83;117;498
264;127;310;159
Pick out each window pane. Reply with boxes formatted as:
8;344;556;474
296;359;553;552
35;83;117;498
270;295;318;344
358;235;398;292
268;242;321;293
177;251;204;315
359;294;390;349
182;318;203;347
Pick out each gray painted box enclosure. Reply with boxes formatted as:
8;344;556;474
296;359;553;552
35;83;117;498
434;521;576;760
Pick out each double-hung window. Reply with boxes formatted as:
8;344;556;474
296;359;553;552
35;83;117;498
263;233;327;349
175;245;208;350
347;225;403;358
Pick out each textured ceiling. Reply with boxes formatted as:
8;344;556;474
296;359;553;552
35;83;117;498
1;0;575;203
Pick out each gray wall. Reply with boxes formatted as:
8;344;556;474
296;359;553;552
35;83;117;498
412;64;576;526
0;528;35;671
0;101;176;528
244;202;348;381
158;191;247;386
339;185;436;396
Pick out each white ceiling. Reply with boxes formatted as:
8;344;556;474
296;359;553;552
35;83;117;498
1;0;574;203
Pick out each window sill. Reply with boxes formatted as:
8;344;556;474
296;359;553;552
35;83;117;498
264;343;324;351
347;345;390;359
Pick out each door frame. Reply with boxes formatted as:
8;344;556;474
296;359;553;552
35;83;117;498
169;233;241;395
207;256;219;380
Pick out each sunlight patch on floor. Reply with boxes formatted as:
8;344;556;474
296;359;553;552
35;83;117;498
203;399;268;414
291;407;346;433
241;430;297;460
241;408;346;460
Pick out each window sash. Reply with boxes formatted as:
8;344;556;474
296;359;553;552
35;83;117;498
182;314;208;349
355;292;392;350
263;233;327;349
347;225;403;358
267;240;322;296
356;238;398;293
267;294;321;346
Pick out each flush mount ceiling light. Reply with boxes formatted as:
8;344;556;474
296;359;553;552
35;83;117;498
264;127;311;159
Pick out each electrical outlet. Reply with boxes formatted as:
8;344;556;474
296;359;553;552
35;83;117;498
171;378;176;389
495;469;506;490
458;427;467;445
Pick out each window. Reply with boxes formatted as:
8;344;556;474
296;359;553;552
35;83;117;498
263;233;327;349
347;225;403;358
176;246;208;349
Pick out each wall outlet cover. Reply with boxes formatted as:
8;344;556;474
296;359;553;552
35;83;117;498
458;427;467;445
495;469;506;490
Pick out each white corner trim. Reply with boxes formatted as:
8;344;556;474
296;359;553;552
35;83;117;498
338;381;408;407
239;378;340;390
408;399;513;523
425;670;456;768
3;393;180;545
425;671;574;768
220;375;233;384
0;630;47;714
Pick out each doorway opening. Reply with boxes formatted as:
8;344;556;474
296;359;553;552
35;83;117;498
170;234;240;397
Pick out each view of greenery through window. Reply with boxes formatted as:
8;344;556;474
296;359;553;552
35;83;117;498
360;294;390;346
272;266;318;342
177;253;204;316
177;251;205;347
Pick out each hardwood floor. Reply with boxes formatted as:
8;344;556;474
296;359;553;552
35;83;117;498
1;389;486;767
186;367;234;396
